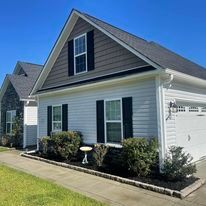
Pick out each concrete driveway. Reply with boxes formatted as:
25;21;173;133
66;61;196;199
0;150;205;206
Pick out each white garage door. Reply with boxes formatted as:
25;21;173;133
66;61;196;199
176;103;206;162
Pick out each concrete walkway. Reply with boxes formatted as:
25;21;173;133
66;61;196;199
0;150;205;206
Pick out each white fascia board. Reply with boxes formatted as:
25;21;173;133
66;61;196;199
31;12;79;95
165;68;206;87
35;69;160;98
31;10;163;95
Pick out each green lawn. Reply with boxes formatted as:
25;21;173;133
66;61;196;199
0;146;8;152
0;165;105;206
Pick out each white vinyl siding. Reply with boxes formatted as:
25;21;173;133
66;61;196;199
38;78;157;144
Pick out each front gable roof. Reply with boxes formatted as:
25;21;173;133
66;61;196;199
31;9;206;95
0;61;43;101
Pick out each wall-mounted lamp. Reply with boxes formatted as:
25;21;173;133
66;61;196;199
169;100;178;113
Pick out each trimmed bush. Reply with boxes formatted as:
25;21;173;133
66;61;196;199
39;131;82;161
122;137;158;177
162;146;197;181
93;144;109;167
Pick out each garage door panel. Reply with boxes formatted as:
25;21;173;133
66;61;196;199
176;104;206;161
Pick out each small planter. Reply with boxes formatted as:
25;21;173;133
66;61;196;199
21;152;205;199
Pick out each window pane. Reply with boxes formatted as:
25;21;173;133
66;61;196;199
106;122;121;143
11;111;16;122
53;122;62;131
75;54;86;73
53;106;61;121
6;123;11;134
6;112;11;122
106;100;121;120
75;35;86;55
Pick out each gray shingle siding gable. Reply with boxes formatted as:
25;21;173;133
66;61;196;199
42;18;148;89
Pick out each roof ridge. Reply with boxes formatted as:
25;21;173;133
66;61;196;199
81;11;148;43
18;61;43;67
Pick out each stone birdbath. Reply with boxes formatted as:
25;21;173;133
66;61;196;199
80;146;92;164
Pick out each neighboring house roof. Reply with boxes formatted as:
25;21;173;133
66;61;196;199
0;61;43;101
31;9;206;95
80;11;206;80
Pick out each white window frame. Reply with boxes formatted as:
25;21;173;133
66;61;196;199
74;33;88;75
52;105;62;132
104;98;123;144
6;110;16;135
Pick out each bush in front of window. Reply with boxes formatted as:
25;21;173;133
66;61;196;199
93;144;109;168
162;146;197;181
122;137;158;177
39;131;82;161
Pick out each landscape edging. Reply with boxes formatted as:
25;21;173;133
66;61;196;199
21;152;205;199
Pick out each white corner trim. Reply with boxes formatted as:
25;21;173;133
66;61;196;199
23;105;27;148
155;76;166;168
37;95;40;151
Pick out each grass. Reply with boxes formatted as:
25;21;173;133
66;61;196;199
0;146;8;152
0;165;106;206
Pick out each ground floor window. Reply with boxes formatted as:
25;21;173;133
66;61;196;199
105;99;122;143
52;105;62;131
6;110;16;135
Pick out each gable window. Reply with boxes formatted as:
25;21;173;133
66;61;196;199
52;105;62;131
6;110;16;135
105;99;122;143
74;34;87;74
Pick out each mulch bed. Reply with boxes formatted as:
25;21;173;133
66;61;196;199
31;152;198;191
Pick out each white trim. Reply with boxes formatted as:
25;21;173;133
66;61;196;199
6;110;16;135
23;105;27;148
74;33;88;75
165;68;206;87
30;10;163;95
155;76;166;168
37;95;40;150
52;105;62;132
35;69;160;97
104;98;123;144
36;64;150;92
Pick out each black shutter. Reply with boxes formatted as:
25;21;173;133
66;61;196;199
62;104;68;131
87;30;95;71
68;39;74;76
122;97;133;138
96;100;105;143
47;106;52;136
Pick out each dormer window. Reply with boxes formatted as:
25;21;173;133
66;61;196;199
74;33;87;74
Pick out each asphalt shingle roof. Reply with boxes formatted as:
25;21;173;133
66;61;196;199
8;62;42;99
80;11;206;80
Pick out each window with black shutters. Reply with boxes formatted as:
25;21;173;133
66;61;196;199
74;33;87;74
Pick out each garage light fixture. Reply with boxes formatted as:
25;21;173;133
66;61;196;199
169;100;178;113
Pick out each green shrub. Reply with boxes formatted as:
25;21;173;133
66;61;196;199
93;144;109;167
1;135;10;146
122;137;158;177
39;131;82;161
162;146;197;181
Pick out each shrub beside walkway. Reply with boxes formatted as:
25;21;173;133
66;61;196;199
0;150;205;206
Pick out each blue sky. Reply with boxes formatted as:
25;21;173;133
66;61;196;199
0;0;206;85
